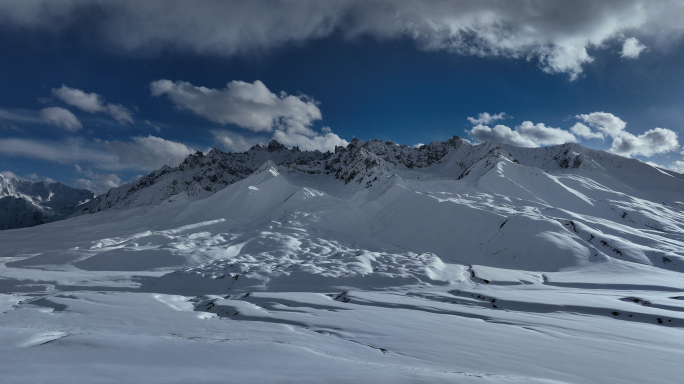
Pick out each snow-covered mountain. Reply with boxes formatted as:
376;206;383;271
0;174;93;230
2;137;684;383
81;136;684;214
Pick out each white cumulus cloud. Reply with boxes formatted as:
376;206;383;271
575;112;678;157
150;79;321;135
152;79;346;152
576;112;627;137
467;111;677;158
467;124;537;147
467;122;577;147
52;85;133;125
272;130;348;152
570;122;604;139
610;127;678;157
516;121;578;146
621;37;647;59
0;1;680;80
467;112;508;125
40;107;82;132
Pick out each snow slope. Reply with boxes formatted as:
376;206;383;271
1;138;684;383
0;174;93;230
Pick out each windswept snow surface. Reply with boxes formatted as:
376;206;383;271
2;138;684;383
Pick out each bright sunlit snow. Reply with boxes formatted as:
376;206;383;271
1;138;684;383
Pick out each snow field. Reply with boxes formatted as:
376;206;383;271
2;141;684;382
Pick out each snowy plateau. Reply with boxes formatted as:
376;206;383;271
1;137;684;383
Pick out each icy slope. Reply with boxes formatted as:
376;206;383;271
2;138;684;383
0;174;93;230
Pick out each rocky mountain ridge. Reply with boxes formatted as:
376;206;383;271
80;136;493;213
80;135;684;215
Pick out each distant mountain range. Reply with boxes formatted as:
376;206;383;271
0;174;93;230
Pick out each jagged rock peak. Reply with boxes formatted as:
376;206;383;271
249;143;267;151
79;134;654;218
206;148;226;157
267;140;287;152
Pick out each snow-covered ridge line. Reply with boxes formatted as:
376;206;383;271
80;136;684;216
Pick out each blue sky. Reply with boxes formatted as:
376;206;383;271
1;1;683;193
